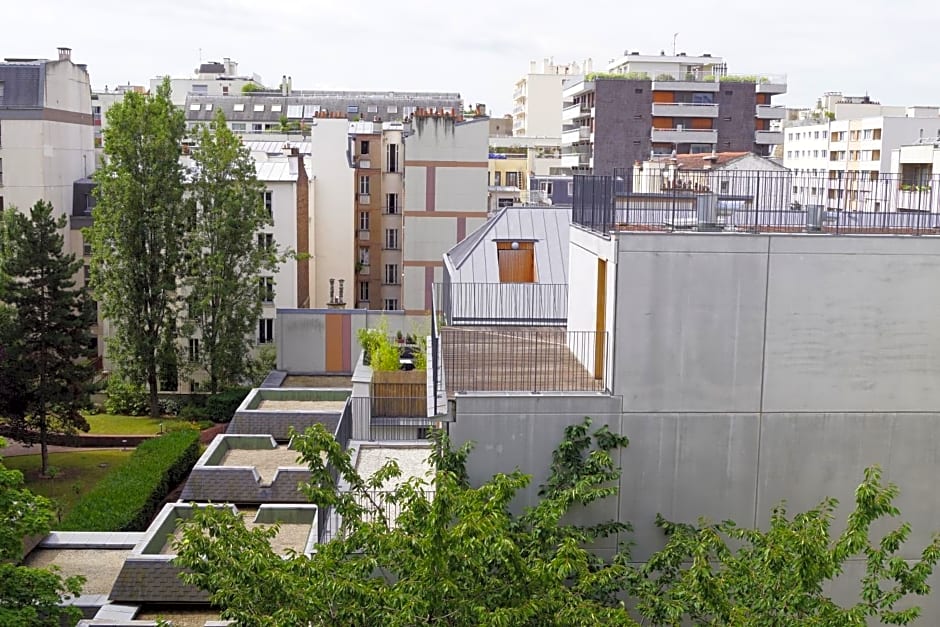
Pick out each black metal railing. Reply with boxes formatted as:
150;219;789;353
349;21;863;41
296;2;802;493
441;327;607;393
435;282;568;326
573;170;940;235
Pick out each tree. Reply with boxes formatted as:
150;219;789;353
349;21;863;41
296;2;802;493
0;201;94;476
183;110;280;393
174;419;638;626
0;437;84;625
87;78;187;416
627;465;940;626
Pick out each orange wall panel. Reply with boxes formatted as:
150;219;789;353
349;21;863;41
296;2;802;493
652;91;674;103
324;314;344;372
691;118;713;130
652;117;673;129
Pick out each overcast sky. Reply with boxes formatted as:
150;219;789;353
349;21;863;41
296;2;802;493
7;0;940;116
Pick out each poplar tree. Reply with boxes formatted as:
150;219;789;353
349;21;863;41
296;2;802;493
184;110;280;393
87;78;186;416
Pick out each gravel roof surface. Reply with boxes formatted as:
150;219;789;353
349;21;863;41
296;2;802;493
24;549;130;595
220;445;304;482
256;399;347;411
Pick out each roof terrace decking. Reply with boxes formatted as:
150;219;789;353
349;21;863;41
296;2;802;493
441;326;606;394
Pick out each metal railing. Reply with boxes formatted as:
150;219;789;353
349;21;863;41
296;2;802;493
435;282;568;326
573;170;940;235
441;327;607;393
320;489;435;543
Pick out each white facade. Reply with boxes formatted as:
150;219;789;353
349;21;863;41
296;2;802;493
152;58;263;106
512;58;591;137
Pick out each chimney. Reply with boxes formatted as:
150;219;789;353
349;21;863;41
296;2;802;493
327;278;346;309
281;75;287;96
57;47;71;62
287;76;292;94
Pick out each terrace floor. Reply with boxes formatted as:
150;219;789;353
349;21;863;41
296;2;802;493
220;445;304;482
440;326;606;394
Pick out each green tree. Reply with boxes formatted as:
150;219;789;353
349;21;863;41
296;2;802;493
0;201;95;476
86;77;187;416
174;419;637;626
627;465;940;626
183;110;280;393
0;437;84;625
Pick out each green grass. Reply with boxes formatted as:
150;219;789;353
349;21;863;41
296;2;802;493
4;449;133;518
84;413;190;435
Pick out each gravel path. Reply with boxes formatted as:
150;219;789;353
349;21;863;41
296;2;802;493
220;445;304;483
257;399;347;411
24;549;130;595
0;440;111;457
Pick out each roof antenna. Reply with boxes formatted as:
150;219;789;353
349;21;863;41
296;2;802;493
672;33;679;56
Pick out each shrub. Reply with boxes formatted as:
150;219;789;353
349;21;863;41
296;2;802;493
59;430;200;531
204;388;250;423
159;398;181;416
104;375;148;416
197;420;214;430
179;403;209;422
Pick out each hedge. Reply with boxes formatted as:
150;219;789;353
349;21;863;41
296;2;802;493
204;387;250;423
58;430;201;531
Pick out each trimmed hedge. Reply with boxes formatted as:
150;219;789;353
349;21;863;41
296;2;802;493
204;387;250;423
58;430;200;531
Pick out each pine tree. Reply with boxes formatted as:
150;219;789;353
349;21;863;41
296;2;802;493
0;201;95;476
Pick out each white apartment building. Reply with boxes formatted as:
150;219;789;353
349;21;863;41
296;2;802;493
889;140;940;213
784;109;940;177
512;58;591;137
153;58;264;106
0;47;96;229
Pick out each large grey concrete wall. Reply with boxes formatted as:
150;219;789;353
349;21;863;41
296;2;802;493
454;232;940;620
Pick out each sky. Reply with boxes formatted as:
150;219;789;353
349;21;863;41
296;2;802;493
6;0;940;116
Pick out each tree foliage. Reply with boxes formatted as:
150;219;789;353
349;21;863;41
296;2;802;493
183;110;280;393
0;438;84;625
0;201;95;475
627;466;940;626
174;419;637;626
87;77;187;416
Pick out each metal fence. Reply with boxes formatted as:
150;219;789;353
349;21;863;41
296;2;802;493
573;170;940;235
435;282;568;326
441;327;607;393
317;399;354;544
320;489;436;543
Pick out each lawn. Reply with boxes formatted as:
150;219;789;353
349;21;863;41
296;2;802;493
84;413;190;435
5;449;133;519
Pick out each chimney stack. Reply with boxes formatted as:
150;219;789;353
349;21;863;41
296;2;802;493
327;278;346;309
57;47;71;62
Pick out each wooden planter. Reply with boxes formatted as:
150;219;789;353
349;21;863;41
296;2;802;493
372;369;427;418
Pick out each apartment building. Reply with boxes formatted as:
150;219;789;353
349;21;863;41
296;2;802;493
0;47;96;227
152;57;264;106
889;139;940;213
512;57;591;137
91;84;146;155
560;52;786;175
348;121;405;310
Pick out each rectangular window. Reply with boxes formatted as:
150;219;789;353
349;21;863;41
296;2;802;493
189;103;201;111
567;182;573;196
188;338;200;362
259;276;274;303
192;84;208;94
505;171;519;187
253;104;265;112
494;171;501;186
496;241;535;283
386;193;399;214
257;233;273;250
252;123;263;132
384;264;399;285
386;143;399;173
358;281;369;302
384;299;399;311
540;181;553;195
358;246;370;266
231;122;246;132
361;140;370;155
258;318;274;344
359;211;370;231
387;105;399;114
358;175;370;195
367;105;378;113
83;241;92;256
347;105;359;114
263;190;273;219
384;228;399;249
83;265;90;282
159;361;178;392
233;103;245;112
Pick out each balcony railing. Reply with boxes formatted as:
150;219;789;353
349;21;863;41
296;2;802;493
572;169;940;235
651;127;718;144
435;282;568;326
651;102;720;117
561;126;591;144
755;130;784;144
756;104;786;119
562;102;591;121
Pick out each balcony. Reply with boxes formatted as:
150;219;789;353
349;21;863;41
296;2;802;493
756;74;787;94
561;144;591;168
755;130;784;145
651;71;721;92
561;126;591;144
562;102;591;122
650;127;718;144
651;102;719;118
513;103;525;115
756;104;786;120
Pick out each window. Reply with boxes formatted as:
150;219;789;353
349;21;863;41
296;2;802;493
506;171;519;187
254;104;265;112
386;143;399;172
271;104;282;112
494;171;501;186
567;182;573;196
386;193;399;214
257;233;273;250
231;122;246;132
496;241;535;283
221;85;229;96
192;84;208;94
159;361;178;392
367;105;378;113
361;140;370;155
83;241;92;256
259;277;274;303
258;318;274;344
252;123;263;132
189;103;201;111
634;88;643;94
233;103;245;112
188;338;200;362
863;129;873;140
358;281;370;302
385;228;399;249
387;105;399;114
347;105;359;114
358;175;370;195
359;211;370;231
384;264;399;285
540;181;553;195
358;246;370;266
262;190;273;219
384;299;399;311
872;150;881;160
205;103;213;111
83;265;90;282
822;130;828;138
